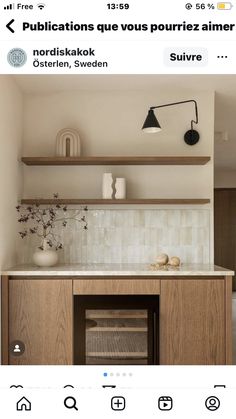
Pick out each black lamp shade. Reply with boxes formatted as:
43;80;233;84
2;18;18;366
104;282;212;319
142;109;162;133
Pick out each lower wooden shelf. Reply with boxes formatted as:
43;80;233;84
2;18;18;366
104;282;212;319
21;198;210;205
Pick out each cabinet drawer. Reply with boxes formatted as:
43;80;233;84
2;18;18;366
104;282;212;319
73;279;160;295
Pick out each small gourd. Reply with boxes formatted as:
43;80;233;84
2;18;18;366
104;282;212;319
156;253;169;265
169;256;181;267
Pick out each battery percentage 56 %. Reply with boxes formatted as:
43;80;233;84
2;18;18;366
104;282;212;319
185;3;215;9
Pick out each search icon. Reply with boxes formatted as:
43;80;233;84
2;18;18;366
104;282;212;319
64;396;78;411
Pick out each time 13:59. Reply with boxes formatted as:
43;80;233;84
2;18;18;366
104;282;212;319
107;3;130;9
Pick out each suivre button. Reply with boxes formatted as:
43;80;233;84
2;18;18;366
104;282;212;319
164;48;208;67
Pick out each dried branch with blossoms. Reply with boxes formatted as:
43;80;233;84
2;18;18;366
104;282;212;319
16;194;88;250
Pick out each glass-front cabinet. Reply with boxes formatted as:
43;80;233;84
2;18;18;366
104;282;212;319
74;296;159;365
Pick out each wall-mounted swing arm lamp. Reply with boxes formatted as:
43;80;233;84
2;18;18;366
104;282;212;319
142;99;200;145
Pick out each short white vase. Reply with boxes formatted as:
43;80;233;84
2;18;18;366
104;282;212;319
102;173;113;199
115;178;126;199
33;239;58;267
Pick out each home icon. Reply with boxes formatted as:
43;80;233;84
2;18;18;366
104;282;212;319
16;397;31;411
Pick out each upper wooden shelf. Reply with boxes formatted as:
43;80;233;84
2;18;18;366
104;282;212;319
21;198;210;205
21;156;211;166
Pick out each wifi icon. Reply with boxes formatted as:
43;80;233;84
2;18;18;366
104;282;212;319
37;3;45;9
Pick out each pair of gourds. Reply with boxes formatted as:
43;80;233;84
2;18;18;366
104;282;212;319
156;253;180;267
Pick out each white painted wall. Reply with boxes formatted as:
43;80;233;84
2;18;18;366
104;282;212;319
0;76;23;363
22;89;214;198
0;77;23;267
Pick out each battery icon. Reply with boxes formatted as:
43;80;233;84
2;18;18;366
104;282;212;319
217;2;233;9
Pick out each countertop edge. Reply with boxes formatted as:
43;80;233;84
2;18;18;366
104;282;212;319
1;264;234;277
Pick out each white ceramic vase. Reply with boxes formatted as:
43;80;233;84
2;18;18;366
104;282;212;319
102;173;113;199
33;239;58;267
115;178;126;199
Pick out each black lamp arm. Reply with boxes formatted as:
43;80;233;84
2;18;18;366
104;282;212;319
150;100;198;131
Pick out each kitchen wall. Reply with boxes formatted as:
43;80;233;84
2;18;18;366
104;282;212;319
22;88;214;201
0;77;23;268
18;208;210;265
0;76;23;362
19;80;214;264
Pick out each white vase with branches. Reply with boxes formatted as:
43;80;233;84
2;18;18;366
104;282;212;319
16;194;88;267
33;238;59;267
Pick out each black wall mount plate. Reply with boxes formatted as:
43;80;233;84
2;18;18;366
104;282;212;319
184;130;200;145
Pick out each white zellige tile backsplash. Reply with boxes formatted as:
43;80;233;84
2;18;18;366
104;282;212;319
17;209;210;264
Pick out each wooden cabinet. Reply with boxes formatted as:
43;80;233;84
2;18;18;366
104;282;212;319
214;188;236;289
8;279;73;365
160;279;228;365
1;274;232;365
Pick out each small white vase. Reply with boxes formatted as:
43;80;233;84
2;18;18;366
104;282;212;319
115;178;126;199
33;239;58;267
102;173;113;199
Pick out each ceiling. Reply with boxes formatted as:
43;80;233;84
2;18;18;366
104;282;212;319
12;74;236;93
13;74;236;171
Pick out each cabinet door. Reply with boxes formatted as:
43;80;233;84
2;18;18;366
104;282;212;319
9;279;73;365
160;279;225;365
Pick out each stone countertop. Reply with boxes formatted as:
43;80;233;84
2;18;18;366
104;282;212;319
1;263;234;276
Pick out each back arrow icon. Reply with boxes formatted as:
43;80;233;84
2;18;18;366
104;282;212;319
6;19;15;33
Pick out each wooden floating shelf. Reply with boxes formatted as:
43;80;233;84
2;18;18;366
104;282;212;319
21;199;210;205
21;156;211;166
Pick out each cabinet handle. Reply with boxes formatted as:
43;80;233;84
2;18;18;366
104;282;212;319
153;311;157;365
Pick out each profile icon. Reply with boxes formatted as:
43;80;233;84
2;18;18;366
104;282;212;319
9;340;25;356
205;396;220;411
7;48;27;68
